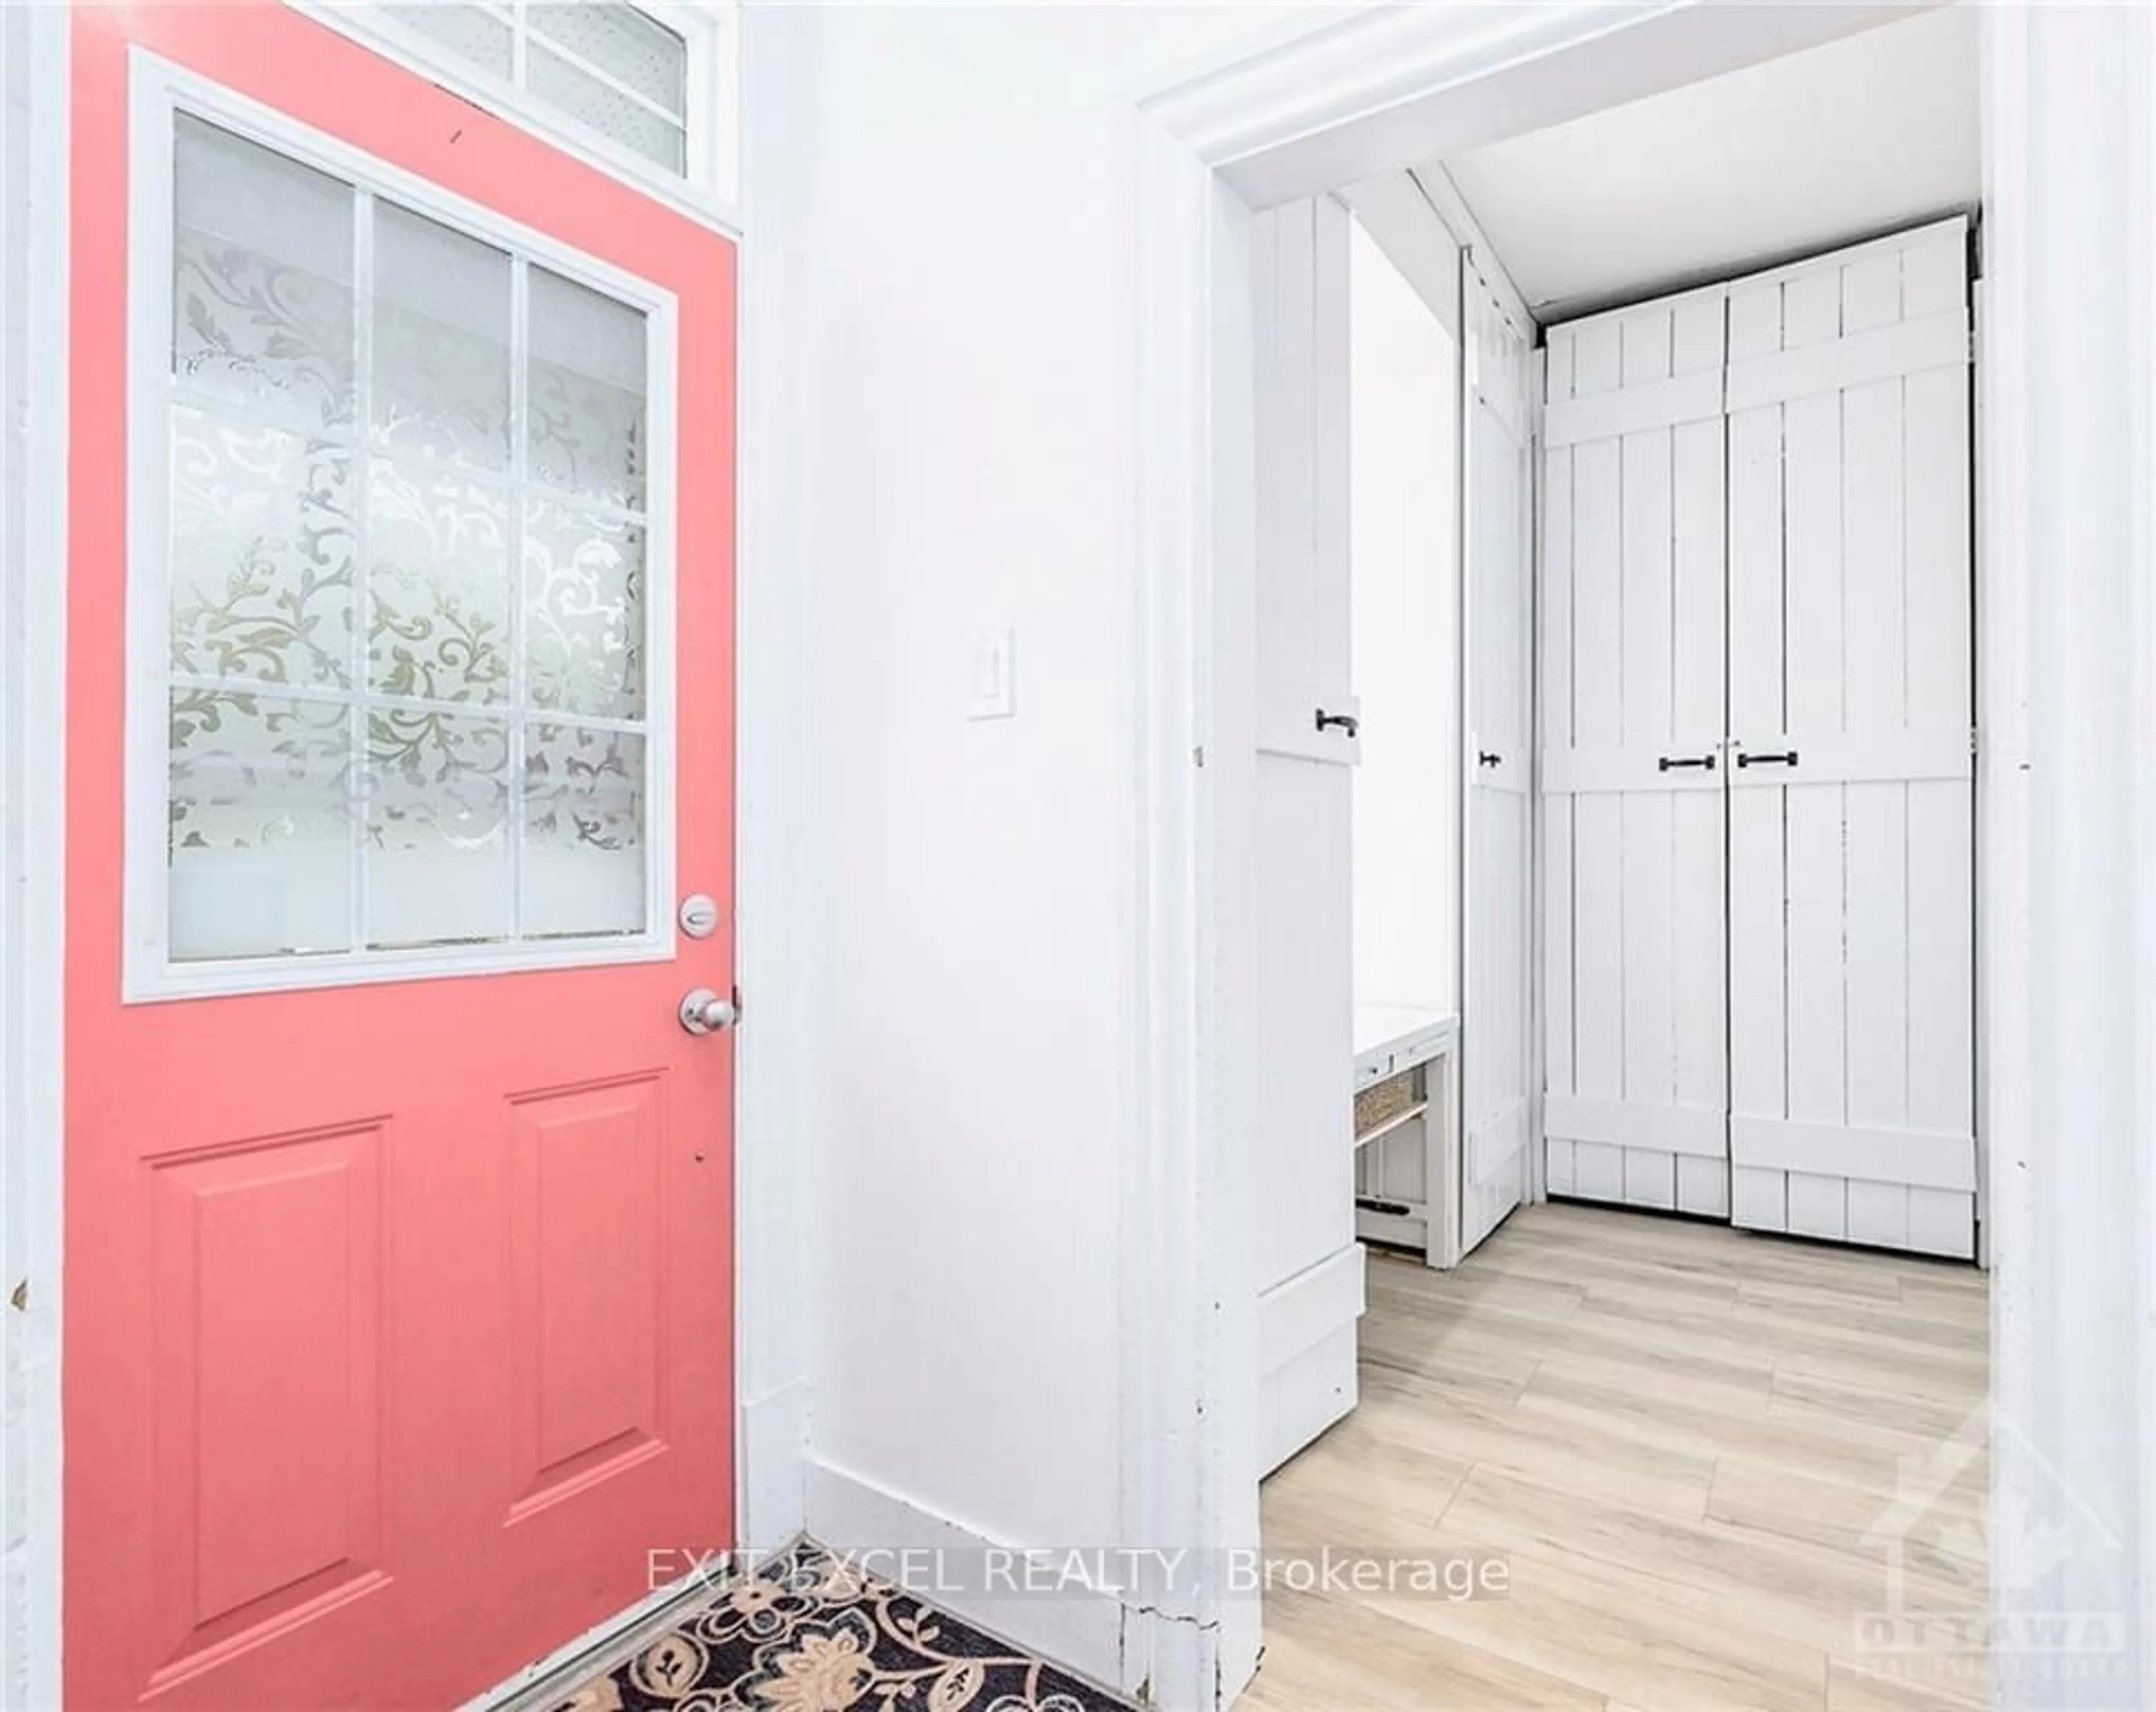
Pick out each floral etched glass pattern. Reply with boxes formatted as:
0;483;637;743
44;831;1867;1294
168;690;354;959
524;498;645;718
367;463;513;703
372;203;511;470
529;266;648;507
170;408;355;688
366;709;513;947
156;119;663;973
172;116;355;431
523;725;646;939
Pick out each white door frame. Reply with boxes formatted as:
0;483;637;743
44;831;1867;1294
0;10;811;1707
1122;3;2152;1706
1;6;71;1709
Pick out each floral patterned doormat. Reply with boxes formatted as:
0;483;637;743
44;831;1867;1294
549;1541;1137;1712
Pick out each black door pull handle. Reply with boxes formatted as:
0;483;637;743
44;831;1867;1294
1657;754;1716;772
1477;750;1502;768
1737;750;1799;768
1315;708;1359;738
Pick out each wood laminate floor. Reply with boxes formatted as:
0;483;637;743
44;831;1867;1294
1249;1201;1990;1712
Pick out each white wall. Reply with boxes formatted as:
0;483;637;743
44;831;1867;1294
748;0;1286;1626
1349;218;1457;1015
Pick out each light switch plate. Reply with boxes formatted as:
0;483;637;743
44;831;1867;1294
966;627;1016;720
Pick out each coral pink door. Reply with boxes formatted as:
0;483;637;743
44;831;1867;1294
64;7;736;1708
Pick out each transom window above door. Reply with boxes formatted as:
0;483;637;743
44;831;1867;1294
128;79;679;1000
382;2;692;173
294;1;739;218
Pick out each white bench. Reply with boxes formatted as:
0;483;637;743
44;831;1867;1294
1351;1004;1461;1267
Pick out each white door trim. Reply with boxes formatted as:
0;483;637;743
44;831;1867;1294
1976;1;2155;1686
1123;3;2135;1706
0;4;70;1706
729;0;812;1555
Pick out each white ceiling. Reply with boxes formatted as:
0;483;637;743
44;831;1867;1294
1432;6;1980;322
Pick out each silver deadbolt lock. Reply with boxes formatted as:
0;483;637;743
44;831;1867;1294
679;893;720;939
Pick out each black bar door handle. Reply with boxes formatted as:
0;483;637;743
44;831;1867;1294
1737;750;1799;769
1477;750;1502;768
1657;754;1716;772
1315;708;1359;738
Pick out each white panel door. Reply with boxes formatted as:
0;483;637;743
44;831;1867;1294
1251;198;1362;1467
1541;288;1730;1217
1460;255;1534;1256
1725;219;1976;1258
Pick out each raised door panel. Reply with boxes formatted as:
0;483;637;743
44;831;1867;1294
506;1075;669;1518
146;1124;386;1688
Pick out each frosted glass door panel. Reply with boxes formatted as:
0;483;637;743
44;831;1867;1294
172;115;354;429
528;266;648;507
168;691;354;960
168;408;356;689
365;709;514;949
371;203;511;469
152;116;663;978
523;500;645;718
523;724;647;938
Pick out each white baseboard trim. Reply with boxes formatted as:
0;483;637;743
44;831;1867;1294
1258;1322;1357;1475
738;1379;810;1550
1255;1242;1365;1375
1256;1243;1365;1473
802;1453;1135;1700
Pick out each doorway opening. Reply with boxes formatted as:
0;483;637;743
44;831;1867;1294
1125;6;2020;1706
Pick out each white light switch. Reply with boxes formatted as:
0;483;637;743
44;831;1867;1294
966;627;1016;720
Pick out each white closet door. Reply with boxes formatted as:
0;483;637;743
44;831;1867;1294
1460;256;1534;1256
1541;289;1730;1217
1251;198;1363;1471
1725;218;1976;1258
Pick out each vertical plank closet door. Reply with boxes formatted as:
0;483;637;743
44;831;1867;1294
1540;289;1731;1216
1460;256;1534;1255
1249;198;1365;1470
1725;219;1976;1257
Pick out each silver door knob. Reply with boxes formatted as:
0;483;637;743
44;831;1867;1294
679;988;738;1035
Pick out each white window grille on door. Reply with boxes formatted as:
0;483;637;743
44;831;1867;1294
126;63;679;1000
